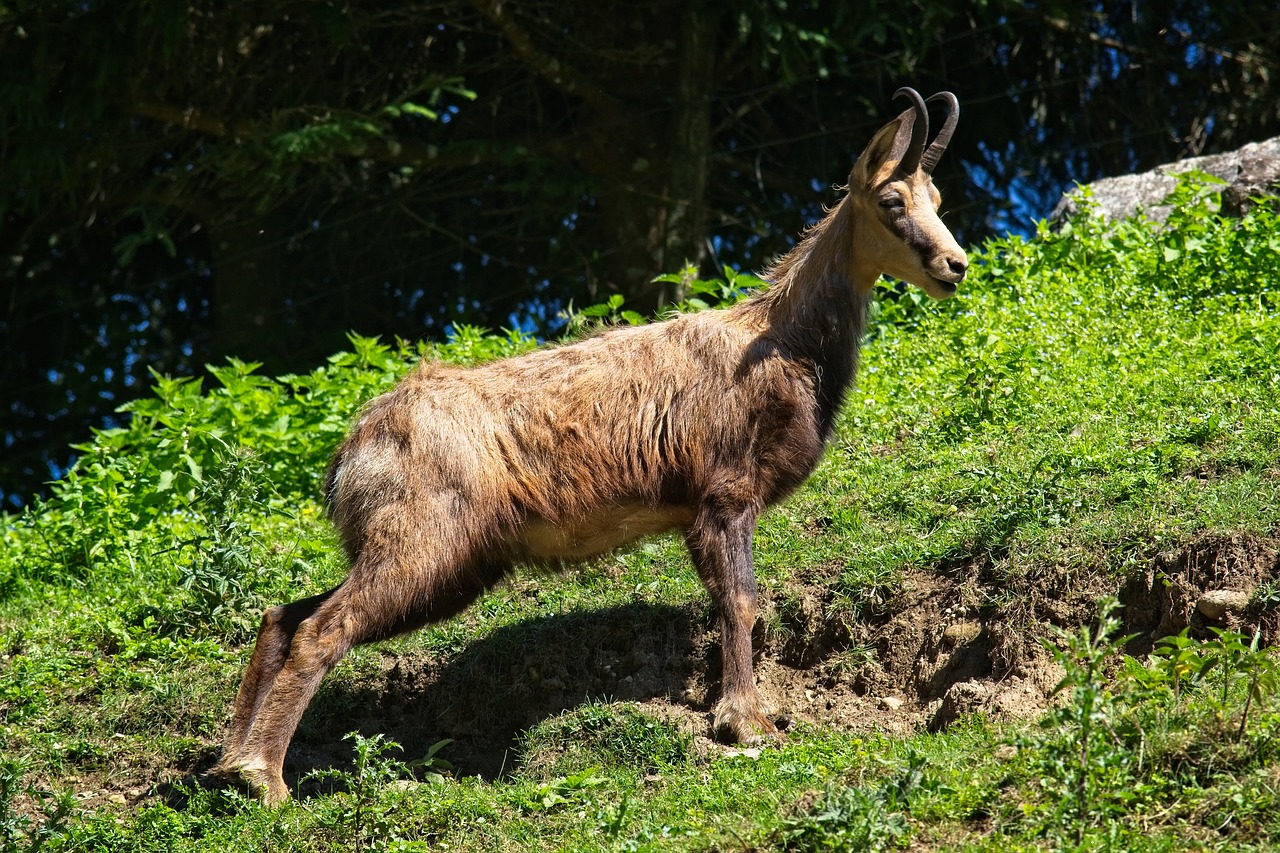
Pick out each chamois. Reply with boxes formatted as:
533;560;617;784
215;87;968;804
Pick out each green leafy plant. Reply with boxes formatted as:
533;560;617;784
661;265;764;314
778;753;922;852
169;446;290;642
565;265;763;336
406;738;455;785
302;733;454;852
1197;627;1280;742
518;768;608;814
867;281;932;340
0;760;73;853
1149;629;1205;706
939;331;1032;437
1029;598;1138;846
564;293;647;333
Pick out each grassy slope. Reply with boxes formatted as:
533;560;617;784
2;179;1280;851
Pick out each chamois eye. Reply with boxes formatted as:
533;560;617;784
878;195;904;210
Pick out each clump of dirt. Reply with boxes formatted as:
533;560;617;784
262;532;1280;789
1120;532;1280;652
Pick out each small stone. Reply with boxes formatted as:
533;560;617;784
725;747;761;760
928;681;992;733
1196;589;1251;621
108;793;127;805
942;621;983;646
878;696;904;710
995;745;1018;761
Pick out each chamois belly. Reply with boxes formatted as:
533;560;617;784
518;503;693;561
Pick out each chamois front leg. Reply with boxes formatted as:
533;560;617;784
216;583;365;805
216;588;337;769
686;505;780;744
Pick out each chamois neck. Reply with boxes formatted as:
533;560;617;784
743;197;873;438
750;197;872;338
763;200;869;298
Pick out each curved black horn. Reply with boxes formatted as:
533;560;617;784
892;87;929;174
920;91;959;174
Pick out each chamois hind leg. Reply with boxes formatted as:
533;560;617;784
218;541;507;805
685;505;779;744
215;588;338;770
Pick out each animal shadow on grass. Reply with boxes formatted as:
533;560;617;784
280;601;706;794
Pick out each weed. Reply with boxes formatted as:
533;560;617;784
516;768;608;814
940;331;1032;437
594;791;632;842
302;732;453;852
1026;598;1139;846
1149;629;1203;706
777;752;923;852
405;737;455;785
0;760;73;853
1133;625;1280;750
564;265;759;336
169;446;291;642
1196;627;1279;742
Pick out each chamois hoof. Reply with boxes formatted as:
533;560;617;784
712;698;785;745
209;758;291;806
248;771;291;807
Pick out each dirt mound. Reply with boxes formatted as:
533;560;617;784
280;532;1280;786
1121;532;1280;651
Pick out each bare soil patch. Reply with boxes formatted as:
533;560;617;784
55;531;1266;809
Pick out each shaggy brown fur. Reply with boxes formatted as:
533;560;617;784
214;88;968;804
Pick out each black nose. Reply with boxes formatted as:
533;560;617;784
947;256;968;278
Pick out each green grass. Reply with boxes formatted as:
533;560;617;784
3;174;1280;850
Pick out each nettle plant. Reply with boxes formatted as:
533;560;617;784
1019;597;1280;846
5;330;537;586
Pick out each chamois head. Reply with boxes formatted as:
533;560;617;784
849;87;967;299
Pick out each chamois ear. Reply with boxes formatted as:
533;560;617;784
852;116;910;189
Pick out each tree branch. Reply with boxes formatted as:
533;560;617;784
135;100;249;139
134;98;574;170
466;0;622;120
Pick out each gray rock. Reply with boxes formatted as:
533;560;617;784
1053;136;1280;223
1196;589;1252;621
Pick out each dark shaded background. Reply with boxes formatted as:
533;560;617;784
3;0;1278;508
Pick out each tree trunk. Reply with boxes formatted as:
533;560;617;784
659;0;716;305
589;1;717;314
207;218;287;368
589;124;666;313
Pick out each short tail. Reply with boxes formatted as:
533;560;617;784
323;445;346;518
